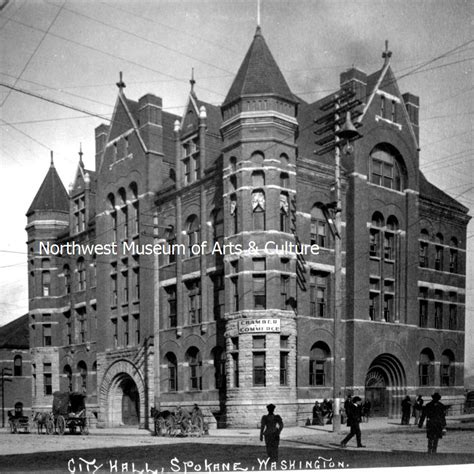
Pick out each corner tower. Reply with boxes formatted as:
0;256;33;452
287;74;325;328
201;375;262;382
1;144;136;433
26;153;69;409
220;26;299;426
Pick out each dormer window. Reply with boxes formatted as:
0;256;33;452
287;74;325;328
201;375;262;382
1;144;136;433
182;137;199;186
369;145;404;191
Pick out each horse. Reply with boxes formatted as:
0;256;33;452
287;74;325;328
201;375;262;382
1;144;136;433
33;411;52;434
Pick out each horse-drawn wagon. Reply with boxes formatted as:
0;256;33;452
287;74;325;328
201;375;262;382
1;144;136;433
51;391;89;435
8;406;31;434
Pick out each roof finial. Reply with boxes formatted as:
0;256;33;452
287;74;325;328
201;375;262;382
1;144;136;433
257;0;261;26
79;143;84;166
116;71;126;91
50;150;54;167
382;40;392;65
190;67;196;94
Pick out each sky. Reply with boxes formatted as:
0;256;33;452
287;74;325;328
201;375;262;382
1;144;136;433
0;0;472;380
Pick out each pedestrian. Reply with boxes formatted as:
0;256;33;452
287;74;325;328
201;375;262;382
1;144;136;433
413;395;424;425
401;396;412;425
340;396;365;448
312;401;324;426
260;403;284;462
362;400;371;422
418;392;447;454
342;394;352;425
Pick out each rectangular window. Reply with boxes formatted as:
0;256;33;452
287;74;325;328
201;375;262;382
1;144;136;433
383;295;393;322
183;158;191;185
419;242;428;267
188;280;201;324
449;249;458;273
253;275;266;309
167;286;177;328
111;263;118;307
384;232;394;260
280;275;290;310
43;363;52;395
391;100;397;122
77;308;86;343
122;269;129;304
232;353;239;388
43;324;52;347
435;246;443;271
370;230;380;257
280;352;288;386
133;314;140;345
435;302;443;329
449;305;457;330
168;365;177;392
112;318;118;347
371;159;383;186
193;155;200;181
232;277;239;312
253;352;266;386
253;335;266;349
123;316;129;346
370;292;379;320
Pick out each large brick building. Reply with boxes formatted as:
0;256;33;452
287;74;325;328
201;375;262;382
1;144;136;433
26;27;470;428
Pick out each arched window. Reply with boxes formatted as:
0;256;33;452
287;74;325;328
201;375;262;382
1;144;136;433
435;233;444;271
280;153;289;165
230;194;238;234
186;347;202;391
186;215;199;257
280;172;289;188
250;151;264;165
77;361;87;392
370;212;385;258
311;205;327;248
449;237;458;273
130;182;139;236
229;156;237;172
309;342;331;386
440;350;455;386
63;265;71;294
165;352;178;392
419;349;434;386
384;216;399;260
369;145;403;191
63;364;73;391
165;225;176;264
211;208;224;245
77;258;86;291
118;188;128;240
14;355;22;376
280;193;290;233
108;193;117;241
252;190;265;231
419;229;430;267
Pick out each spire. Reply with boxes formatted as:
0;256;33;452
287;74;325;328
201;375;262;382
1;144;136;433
257;0;261;27
78;143;84;167
27;156;69;216
116;71;126;92
190;68;196;96
223;27;295;106
382;40;392;66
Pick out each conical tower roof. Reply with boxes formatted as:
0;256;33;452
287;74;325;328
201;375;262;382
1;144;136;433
27;158;69;216
223;26;295;106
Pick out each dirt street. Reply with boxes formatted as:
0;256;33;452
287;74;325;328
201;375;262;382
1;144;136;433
0;420;473;473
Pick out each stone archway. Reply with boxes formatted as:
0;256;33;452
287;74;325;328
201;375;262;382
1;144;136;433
364;353;406;418
100;359;146;427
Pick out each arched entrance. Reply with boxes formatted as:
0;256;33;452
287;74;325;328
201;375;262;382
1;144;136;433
365;353;406;418
121;377;139;425
100;359;146;428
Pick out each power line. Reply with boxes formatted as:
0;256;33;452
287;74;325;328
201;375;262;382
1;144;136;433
0;1;65;108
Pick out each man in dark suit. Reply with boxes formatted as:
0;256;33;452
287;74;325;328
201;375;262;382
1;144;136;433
340;396;365;448
418;392;446;454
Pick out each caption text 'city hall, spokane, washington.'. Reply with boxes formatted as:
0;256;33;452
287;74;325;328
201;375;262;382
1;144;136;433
24;26;469;428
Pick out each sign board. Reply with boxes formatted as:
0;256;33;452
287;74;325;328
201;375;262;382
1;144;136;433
238;319;280;334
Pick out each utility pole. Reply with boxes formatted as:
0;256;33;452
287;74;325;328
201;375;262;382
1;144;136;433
1;367;13;428
314;89;362;432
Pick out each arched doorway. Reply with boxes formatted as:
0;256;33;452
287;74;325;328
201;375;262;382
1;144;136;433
365;353;406;418
365;369;387;416
121;377;139;425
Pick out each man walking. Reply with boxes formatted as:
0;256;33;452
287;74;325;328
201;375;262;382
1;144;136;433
340;396;365;448
260;404;284;462
418;392;446;454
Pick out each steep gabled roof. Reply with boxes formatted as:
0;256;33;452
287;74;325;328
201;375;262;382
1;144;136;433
27;161;69;216
0;314;29;349
419;171;469;213
223;26;295;106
